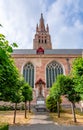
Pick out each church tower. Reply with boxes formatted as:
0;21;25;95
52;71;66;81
33;13;52;49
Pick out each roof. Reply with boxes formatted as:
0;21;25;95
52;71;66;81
45;49;83;55
37;47;44;54
12;49;83;55
35;78;46;85
12;49;36;54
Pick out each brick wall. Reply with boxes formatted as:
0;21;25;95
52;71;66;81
12;53;81;104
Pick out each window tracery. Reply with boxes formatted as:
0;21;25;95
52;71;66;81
46;61;63;88
23;63;34;88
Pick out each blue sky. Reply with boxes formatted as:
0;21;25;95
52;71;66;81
0;0;83;49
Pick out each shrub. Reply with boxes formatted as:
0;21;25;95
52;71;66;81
0;103;25;111
0;124;9;130
0;106;14;111
46;96;57;112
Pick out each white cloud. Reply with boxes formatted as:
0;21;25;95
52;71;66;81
0;0;83;49
0;0;48;48
46;0;83;48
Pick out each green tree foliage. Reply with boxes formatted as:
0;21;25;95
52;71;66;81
0;123;9;130
71;58;83;100
0;34;19;101
62;76;80;122
46;95;57;112
28;87;33;113
49;75;65;117
49;74;80;122
71;58;83;77
0;34;22;124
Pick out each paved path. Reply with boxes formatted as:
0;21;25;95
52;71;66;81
9;111;83;130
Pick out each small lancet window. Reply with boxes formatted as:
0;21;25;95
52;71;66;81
39;39;40;43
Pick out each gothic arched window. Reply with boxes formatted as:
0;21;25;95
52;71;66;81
39;39;40;43
23;63;34;88
46;61;63;88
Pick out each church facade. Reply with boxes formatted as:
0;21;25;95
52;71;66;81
12;14;83;104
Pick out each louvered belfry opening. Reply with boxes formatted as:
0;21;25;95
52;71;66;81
33;13;52;50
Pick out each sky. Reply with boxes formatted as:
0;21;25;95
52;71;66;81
0;0;83;49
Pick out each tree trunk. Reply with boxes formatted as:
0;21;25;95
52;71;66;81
28;101;31;113
25;101;27;118
80;101;83;112
80;107;83;112
13;103;17;124
57;101;60;118
71;102;77;122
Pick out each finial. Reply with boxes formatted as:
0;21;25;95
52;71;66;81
37;23;38;28
36;23;38;32
46;24;49;32
41;13;43;18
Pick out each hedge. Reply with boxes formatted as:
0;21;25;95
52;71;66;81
46;96;57;112
0;104;25;111
0;124;9;130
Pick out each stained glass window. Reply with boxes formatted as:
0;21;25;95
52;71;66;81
23;63;34;88
46;61;63;88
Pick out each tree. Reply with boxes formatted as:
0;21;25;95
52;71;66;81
50;75;65;117
46;95;57;112
62;76;80;122
71;58;83;100
0;34;18;101
71;58;83;77
50;83;61;117
12;87;22;124
11;78;24;124
28;87;33;113
0;34;22;124
22;83;33;118
49;74;80;122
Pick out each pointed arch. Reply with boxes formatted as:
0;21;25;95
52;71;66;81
46;61;63;88
23;62;34;88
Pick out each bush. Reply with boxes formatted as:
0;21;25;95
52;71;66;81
0;103;25;111
46;96;62;112
0;124;9;130
46;96;57;112
0;106;14;111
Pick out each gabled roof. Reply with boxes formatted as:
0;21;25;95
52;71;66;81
37;47;44;54
35;78;46;85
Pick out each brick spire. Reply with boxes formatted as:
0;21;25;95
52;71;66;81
39;13;45;31
33;14;52;49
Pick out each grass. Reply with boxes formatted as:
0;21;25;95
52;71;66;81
0;110;32;125
50;108;83;126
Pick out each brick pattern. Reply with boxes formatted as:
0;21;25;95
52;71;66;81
12;53;81;104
